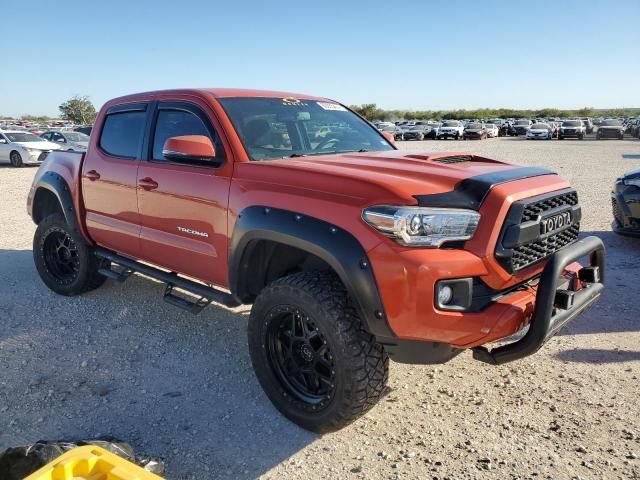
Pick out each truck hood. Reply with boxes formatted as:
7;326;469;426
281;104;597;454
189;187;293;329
235;150;542;206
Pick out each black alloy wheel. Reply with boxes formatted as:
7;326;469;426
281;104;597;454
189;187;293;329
265;306;335;408
42;229;80;284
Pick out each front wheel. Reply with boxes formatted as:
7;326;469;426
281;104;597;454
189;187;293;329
10;151;23;167
33;213;107;296
248;271;389;433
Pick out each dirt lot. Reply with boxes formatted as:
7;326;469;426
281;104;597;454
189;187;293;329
1;136;639;479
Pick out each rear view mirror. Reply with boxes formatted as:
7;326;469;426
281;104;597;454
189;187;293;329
382;131;396;145
276;111;311;122
163;135;216;163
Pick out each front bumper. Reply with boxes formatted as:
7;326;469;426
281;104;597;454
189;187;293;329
472;236;604;364
612;187;640;236
375;236;604;364
24;150;52;165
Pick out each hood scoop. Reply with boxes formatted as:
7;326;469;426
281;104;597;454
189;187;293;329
431;155;473;164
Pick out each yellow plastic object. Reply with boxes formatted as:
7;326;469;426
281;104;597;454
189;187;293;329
24;445;164;480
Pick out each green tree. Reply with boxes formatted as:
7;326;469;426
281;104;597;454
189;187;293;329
59;95;97;125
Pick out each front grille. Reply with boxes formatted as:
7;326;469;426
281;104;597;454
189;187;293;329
521;191;578;222
433;155;472;164
511;225;579;271
612;197;625;225
496;189;581;273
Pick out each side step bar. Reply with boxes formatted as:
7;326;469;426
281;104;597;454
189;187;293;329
94;247;241;314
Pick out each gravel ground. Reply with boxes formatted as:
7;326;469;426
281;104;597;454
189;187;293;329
1;136;639;479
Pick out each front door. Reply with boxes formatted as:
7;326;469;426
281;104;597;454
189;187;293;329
136;100;232;287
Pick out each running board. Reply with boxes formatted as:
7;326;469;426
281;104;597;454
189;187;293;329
94;247;241;312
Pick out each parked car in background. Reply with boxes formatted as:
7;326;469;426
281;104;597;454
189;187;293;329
512;119;532;136
526;123;553;140
0;130;61;167
485;123;499;138
424;123;441;139
403;124;430;140
74;126;93;136
41;131;90;152
596;119;625;140
436;120;464;139
558;120;585;140
376;122;404;141
462;122;487;140
581;118;594;134
612;169;640;236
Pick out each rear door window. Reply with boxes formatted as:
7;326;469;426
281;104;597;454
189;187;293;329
99;111;146;158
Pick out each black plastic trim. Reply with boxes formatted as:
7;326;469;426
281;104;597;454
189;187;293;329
472;236;605;365
106;102;148;114
413;166;555;210
377;337;461;364
229;206;395;338
30;172;78;230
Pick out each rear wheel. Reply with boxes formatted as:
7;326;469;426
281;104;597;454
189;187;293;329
33;213;106;296
248;271;389;433
10;151;23;167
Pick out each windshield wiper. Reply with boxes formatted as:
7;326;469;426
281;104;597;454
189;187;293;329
288;153;306;158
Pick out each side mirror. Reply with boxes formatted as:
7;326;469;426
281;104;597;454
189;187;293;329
163;135;216;163
0;138;6;144
381;131;395;145
57;138;66;143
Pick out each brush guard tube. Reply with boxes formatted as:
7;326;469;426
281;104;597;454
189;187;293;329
473;236;605;365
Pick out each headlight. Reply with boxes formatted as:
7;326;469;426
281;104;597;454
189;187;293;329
25;148;39;155
362;206;480;247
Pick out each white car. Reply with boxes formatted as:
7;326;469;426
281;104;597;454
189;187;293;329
485;124;499;137
41;131;89;152
526;123;553;140
0;130;61;167
436;120;464;140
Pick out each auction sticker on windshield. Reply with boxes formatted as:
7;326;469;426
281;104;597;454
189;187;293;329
317;102;347;111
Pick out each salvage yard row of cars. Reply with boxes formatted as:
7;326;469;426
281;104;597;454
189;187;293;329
0;127;90;166
375;117;638;141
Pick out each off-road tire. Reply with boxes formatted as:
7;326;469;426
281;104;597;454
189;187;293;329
10;151;23;167
33;213;106;296
248;270;389;433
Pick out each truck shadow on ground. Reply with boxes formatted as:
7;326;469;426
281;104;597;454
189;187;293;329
558;230;639;337
554;348;640;364
0;249;317;480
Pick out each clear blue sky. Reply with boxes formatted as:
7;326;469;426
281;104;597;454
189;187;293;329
2;0;639;117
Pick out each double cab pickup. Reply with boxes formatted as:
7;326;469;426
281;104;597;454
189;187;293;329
27;89;605;432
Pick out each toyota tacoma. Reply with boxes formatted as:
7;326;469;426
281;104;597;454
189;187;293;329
27;89;605;433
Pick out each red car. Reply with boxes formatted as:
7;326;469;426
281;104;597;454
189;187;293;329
27;89;605;432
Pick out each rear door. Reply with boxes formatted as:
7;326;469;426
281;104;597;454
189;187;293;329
82;103;149;258
136;100;232;287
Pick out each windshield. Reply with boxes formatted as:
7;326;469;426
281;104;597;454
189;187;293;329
442;121;460;127
562;121;581;127
218;97;394;161
602;120;622;126
532;123;550;129
515;120;530;125
64;132;89;142
5;132;45;142
466;123;482;129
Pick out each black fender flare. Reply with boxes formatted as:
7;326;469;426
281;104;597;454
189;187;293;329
31;171;79;232
229;206;396;338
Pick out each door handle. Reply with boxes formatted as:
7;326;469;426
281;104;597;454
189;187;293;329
138;177;159;191
86;170;100;181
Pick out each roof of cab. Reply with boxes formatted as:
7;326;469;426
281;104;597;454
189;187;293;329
105;88;332;107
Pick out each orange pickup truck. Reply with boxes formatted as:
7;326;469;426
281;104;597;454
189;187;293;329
27;89;605;432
